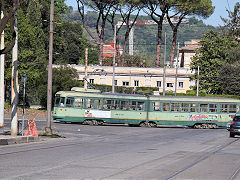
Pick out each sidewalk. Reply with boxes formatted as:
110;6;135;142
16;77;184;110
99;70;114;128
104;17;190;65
0;135;39;145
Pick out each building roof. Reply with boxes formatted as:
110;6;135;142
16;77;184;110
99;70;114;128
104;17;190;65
179;39;201;52
103;45;114;57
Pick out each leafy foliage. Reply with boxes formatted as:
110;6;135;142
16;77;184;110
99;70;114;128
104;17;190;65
37;66;81;107
218;61;240;96
221;2;240;39
102;54;149;67
4;0;91;107
64;10;220;67
191;30;239;94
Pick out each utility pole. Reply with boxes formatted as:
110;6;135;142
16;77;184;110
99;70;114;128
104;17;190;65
45;0;54;134
84;48;88;90
0;11;5;128
197;66;199;96
112;25;117;93
11;8;19;136
163;32;167;96
174;43;179;96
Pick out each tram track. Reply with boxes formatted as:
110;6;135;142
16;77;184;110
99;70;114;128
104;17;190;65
164;138;240;180
229;164;240;180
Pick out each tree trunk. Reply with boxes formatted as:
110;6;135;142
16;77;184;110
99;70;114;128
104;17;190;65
170;28;177;68
121;30;130;67
98;39;103;66
156;23;163;67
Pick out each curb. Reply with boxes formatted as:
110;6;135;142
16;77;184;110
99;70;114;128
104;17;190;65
0;136;39;145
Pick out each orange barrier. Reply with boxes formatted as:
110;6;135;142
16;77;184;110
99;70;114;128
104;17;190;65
24;119;38;137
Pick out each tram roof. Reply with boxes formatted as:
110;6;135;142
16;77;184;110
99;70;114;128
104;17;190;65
55;90;240;103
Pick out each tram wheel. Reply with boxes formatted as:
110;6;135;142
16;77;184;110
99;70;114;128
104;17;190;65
194;124;201;129
139;122;149;127
212;124;218;129
149;122;157;127
202;124;208;129
82;120;89;125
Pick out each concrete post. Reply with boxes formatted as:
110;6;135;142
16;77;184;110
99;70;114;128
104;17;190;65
163;32;167;96
0;11;5;128
84;48;88;90
46;0;54;134
112;25;117;93
11;10;19;136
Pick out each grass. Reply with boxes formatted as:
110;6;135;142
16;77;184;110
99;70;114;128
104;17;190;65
39;129;66;138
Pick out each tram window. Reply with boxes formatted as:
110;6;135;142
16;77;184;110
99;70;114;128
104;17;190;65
66;98;74;107
120;101;129;110
163;103;170;111
229;104;237;113
60;97;65;107
209;104;217;113
190;103;198;112
152;101;161;111
74;97;84;108
54;96;60;107
220;104;228;113
130;101;137;110
103;99;112;110
112;100;120;110
200;104;208;112
94;99;101;109
137;101;145;111
181;103;189;112
86;99;95;109
171;103;180;112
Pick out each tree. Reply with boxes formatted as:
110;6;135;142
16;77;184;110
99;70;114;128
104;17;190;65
167;0;214;68
54;21;85;64
221;2;240;40
38;66;81;107
3;0;87;107
0;0;20;55
118;0;141;66
218;61;240;96
77;0;117;65
191;30;238;94
143;0;170;67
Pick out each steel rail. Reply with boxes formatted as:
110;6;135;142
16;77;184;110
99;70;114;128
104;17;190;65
165;138;239;180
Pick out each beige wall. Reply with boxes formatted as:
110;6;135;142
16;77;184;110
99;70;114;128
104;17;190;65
54;65;195;93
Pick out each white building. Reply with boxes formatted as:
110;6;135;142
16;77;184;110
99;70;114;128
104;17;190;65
54;40;200;93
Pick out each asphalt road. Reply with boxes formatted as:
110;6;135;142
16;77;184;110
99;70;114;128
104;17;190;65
0;120;240;180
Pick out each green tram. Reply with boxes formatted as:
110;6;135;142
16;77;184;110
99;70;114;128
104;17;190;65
53;87;240;128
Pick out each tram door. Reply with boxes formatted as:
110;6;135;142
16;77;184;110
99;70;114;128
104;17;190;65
110;100;123;124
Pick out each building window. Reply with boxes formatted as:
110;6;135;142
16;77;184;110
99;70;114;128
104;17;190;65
89;79;94;84
178;82;184;88
167;83;174;87
134;80;139;87
122;81;129;86
114;80;117;86
156;81;161;87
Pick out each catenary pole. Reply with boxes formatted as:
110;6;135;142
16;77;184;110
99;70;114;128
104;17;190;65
46;0;54;134
0;11;5;128
11;8;19;136
84;48;88;90
163;32;167;96
112;25;117;93
174;43;179;96
197;66;199;96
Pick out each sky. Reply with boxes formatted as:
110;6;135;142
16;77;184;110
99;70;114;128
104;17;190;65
64;0;239;27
